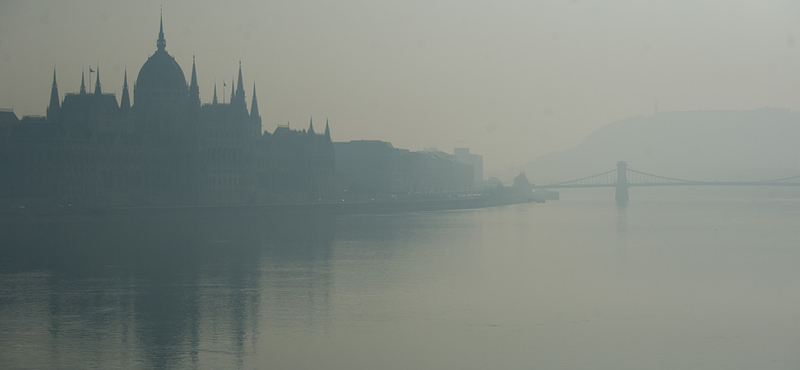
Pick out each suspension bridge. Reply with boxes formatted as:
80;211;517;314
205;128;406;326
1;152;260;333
532;162;800;202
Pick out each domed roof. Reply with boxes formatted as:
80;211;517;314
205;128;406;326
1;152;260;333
135;14;186;92
136;49;186;91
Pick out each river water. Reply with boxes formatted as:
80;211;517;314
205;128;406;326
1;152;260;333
2;188;800;369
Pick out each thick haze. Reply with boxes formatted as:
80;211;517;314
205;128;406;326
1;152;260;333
1;0;799;176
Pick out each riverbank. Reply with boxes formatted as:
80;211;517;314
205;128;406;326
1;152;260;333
0;194;535;225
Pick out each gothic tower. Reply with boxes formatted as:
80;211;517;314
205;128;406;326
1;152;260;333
120;69;131;112
94;63;102;95
234;62;246;112
80;69;86;94
250;82;261;136
47;68;60;123
188;56;200;109
212;81;218;105
229;75;235;105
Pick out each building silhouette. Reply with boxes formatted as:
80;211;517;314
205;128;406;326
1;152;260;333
0;15;334;207
454;148;484;190
334;141;475;199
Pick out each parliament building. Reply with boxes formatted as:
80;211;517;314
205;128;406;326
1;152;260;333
0;16;335;207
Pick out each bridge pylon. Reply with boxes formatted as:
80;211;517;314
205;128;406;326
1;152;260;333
615;161;629;203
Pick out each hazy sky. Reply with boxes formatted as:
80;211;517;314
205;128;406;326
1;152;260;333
1;0;799;175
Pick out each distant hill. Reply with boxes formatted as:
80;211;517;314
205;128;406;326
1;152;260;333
525;108;800;184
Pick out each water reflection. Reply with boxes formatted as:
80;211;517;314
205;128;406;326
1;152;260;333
4;196;800;369
0;215;334;369
615;202;628;275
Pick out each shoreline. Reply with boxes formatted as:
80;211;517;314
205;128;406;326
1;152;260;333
0;195;536;225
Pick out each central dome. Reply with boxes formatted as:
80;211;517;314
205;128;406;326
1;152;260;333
136;49;187;91
135;13;186;93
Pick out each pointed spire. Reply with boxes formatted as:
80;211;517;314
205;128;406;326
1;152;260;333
188;55;200;107
250;82;262;136
47;67;61;122
250;82;259;118
230;75;235;104
157;7;166;51
49;68;59;107
120;68;131;111
324;118;331;139
80;68;86;94
213;80;218;105
236;62;245;92
190;56;198;87
234;61;246;108
94;63;101;95
308;116;315;134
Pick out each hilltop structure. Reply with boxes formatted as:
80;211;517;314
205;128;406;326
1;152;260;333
524;108;800;184
0;15;334;207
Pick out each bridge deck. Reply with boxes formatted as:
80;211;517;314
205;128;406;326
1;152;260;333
532;163;800;199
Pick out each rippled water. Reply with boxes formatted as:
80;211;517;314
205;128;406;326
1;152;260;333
2;188;800;369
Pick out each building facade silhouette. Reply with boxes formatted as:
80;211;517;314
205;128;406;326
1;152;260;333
0;16;334;207
334;141;475;199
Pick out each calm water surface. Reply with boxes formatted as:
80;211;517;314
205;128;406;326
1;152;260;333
2;188;800;369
